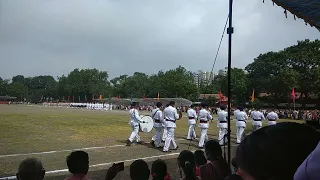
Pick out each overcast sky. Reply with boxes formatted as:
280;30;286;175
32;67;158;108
0;0;319;80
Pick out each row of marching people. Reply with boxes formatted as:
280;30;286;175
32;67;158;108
69;103;114;111
185;104;280;147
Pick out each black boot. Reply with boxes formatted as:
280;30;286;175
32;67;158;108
126;139;132;146
150;140;155;147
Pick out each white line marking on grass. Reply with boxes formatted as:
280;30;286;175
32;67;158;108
0;139;185;158
0;144;239;180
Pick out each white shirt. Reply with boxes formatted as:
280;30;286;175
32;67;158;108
217;110;228;128
266;111;278;125
235;111;248;127
234;109;240;121
187;108;197;125
198;109;212;128
163;106;179;128
129;108;143;127
152;108;163;128
251;110;265;126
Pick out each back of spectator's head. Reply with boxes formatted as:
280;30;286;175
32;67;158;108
220;105;226;110
239;107;244;111
156;102;162;108
236;122;320;180
169;101;175;106
190;104;195;108
194;150;207;166
151;159;167;180
177;150;196;180
66;151;89;175
231;157;238;169
225;174;243;180
16;158;45;180
205;140;223;160
130;159;150;180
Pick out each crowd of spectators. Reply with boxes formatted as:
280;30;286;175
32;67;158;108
14;122;320;180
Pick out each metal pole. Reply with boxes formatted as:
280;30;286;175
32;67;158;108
227;0;234;166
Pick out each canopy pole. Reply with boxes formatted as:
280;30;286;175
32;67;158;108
227;0;234;166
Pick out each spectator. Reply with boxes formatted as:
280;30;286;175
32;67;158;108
231;157;239;175
151;159;171;180
236;122;320;180
200;140;231;180
130;159;150;180
16;158;45;180
194;150;207;176
194;150;207;166
177;150;200;180
294;141;320;180
65;151;89;180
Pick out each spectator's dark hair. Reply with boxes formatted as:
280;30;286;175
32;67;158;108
156;102;162;108
166;104;169;107
205;140;222;160
231;157;238;169
236;122;320;180
130;159;150;180
66;151;89;175
239;107;244;111
220;105;226;110
190;104;195;108
151;159;167;180
194;150;207;166
225;174;243;180
16;158;45;180
177;150;196;180
169;101;175;106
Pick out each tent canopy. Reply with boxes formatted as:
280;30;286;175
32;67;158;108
270;0;320;30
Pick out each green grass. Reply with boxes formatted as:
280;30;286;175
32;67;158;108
0;105;299;177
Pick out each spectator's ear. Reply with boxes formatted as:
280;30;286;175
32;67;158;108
16;173;19;180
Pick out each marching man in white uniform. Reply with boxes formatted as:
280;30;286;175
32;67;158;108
187;104;197;140
162;104;169;142
235;107;248;144
217;105;228;146
266;109;278;126
198;103;212;148
150;102;164;148
163;101;179;152
126;102;145;146
251;108;265;131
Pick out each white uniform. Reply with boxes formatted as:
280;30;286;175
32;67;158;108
128;108;143;143
266;111;278;126
198;108;212;148
234;109;240;120
251;110;265;131
151;108;164;147
187;108;197;140
163;106;179;152
235;111;248;143
217;110;228;145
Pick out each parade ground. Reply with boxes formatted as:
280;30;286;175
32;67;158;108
0;105;296;180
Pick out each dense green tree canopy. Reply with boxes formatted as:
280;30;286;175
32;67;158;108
0;39;319;106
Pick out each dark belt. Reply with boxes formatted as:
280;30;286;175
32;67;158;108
165;119;176;123
253;119;261;121
154;119;161;123
268;119;276;121
219;121;227;123
238;120;246;123
188;116;195;119
200;120;208;123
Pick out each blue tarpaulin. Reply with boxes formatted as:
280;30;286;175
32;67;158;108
268;0;320;30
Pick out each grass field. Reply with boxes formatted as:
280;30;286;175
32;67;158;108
0;105;297;179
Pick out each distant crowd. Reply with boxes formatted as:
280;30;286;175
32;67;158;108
14;122;320;180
